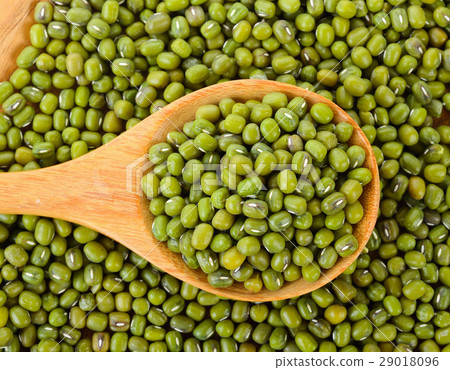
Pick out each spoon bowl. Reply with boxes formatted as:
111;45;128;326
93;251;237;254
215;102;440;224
0;79;380;301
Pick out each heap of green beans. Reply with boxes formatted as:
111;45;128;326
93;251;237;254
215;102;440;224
1;214;450;352
1;0;450;352
143;96;369;290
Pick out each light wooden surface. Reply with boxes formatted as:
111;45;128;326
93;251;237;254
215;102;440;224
0;1;380;301
0;0;40;79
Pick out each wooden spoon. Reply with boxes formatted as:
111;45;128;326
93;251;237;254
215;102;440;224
0;79;380;301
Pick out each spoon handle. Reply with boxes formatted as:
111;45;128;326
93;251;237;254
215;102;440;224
0;118;158;252
0;157;110;223
0;132;150;230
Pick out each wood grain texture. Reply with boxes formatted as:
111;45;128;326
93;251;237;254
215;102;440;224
0;0;41;79
0;1;381;301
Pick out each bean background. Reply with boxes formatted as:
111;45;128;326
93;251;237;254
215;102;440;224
0;0;450;352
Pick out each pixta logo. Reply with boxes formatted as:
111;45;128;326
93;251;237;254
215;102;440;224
126;154;153;197
127;151;330;200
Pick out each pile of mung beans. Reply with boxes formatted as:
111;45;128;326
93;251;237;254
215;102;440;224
143;96;369;290
0;0;450;352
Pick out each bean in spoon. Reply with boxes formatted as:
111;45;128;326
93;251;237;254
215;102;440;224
0;80;380;302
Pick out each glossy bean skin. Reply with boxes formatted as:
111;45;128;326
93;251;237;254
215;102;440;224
146;92;367;290
0;0;450;354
